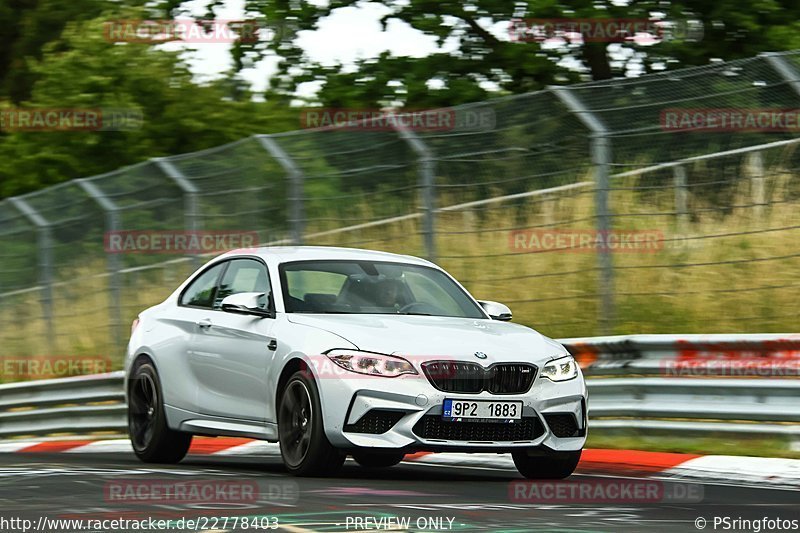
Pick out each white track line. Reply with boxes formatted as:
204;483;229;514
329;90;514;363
64;439;132;453
405;452;517;469
213;441;282;456
4;437;800;489
0;442;37;453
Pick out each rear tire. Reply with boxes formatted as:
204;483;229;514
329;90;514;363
128;360;192;464
278;371;345;476
512;449;582;479
352;451;405;469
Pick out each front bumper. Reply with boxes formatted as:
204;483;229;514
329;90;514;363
316;368;587;453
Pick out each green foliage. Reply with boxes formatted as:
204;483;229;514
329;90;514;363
248;0;800;107
0;12;299;199
0;0;112;104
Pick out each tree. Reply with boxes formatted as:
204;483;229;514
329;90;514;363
246;0;800;107
0;15;298;198
0;0;127;103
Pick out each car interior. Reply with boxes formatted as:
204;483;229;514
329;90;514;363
286;274;412;314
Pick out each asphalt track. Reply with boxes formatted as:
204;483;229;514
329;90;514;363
0;452;798;533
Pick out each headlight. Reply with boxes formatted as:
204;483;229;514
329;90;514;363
325;350;418;377
541;355;578;382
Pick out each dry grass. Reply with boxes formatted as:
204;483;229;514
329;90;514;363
311;171;800;340
1;170;798;369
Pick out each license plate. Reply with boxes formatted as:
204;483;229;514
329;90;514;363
442;399;523;421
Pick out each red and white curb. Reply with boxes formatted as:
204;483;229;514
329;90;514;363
1;437;798;488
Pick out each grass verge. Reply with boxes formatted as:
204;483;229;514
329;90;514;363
587;433;800;459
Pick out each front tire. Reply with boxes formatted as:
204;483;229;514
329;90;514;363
128;360;192;463
352;451;405;469
512;449;582;479
278;371;345;476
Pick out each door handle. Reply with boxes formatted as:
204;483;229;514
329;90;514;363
268;339;278;351
196;318;212;329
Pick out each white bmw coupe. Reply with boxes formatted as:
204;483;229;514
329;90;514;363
125;246;587;478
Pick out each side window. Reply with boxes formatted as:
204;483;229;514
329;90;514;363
214;259;271;310
180;263;226;308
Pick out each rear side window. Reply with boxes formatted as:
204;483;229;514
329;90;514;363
180;263;226;308
214;259;271;309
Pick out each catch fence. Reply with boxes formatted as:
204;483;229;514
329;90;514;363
1;51;800;361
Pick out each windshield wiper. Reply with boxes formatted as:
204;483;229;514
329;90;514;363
397;311;433;316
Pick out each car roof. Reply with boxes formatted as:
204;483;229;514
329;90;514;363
220;246;436;267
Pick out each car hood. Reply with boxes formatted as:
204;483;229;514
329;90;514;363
285;314;567;365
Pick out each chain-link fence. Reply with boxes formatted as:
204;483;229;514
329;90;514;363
1;50;800;366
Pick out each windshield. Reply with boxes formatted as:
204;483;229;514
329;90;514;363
279;260;486;319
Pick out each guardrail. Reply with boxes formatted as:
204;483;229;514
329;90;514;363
0;372;126;438
589;378;800;437
564;333;800;377
0;334;798;440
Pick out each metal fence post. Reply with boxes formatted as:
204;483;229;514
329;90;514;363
674;165;689;230
762;52;800;98
7;197;55;352
76;179;123;353
551;86;614;335
746;151;766;219
257;135;305;245
393;125;437;262
761;54;799;221
592;135;614;334
152;158;201;265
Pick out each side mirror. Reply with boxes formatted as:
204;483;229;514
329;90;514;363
478;300;513;321
221;292;273;318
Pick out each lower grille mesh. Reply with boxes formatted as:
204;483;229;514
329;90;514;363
544;413;583;438
344;409;405;434
412;416;544;442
